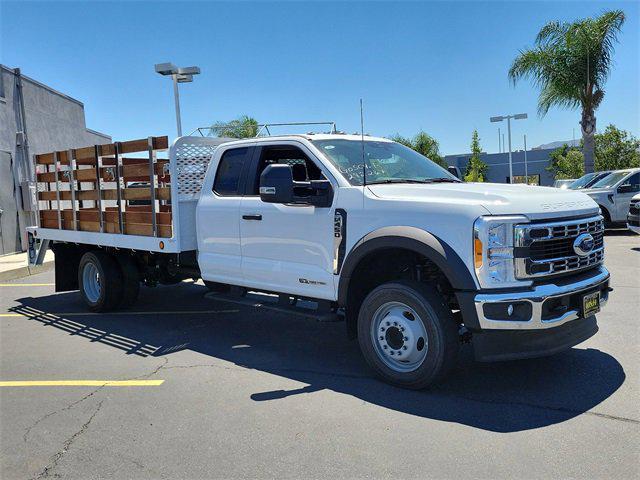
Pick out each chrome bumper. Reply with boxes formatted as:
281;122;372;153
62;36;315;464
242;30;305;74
474;266;610;330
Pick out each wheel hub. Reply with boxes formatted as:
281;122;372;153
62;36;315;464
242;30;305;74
371;301;428;372
82;262;102;303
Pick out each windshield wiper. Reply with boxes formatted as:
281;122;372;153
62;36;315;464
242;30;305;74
422;177;461;183
366;179;433;185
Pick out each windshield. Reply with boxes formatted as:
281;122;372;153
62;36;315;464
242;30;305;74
313;139;458;186
590;171;632;189
569;173;598;189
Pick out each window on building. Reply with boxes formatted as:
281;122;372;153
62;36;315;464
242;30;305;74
511;175;540;185
213;147;250;196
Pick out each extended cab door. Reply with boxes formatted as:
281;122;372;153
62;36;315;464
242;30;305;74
197;146;253;285
239;142;338;300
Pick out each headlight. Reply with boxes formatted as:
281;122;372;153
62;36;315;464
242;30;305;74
473;215;530;289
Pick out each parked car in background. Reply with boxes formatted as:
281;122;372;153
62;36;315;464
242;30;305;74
553;179;576;189
569;171;612;190
627;193;640;234
584;168;640;227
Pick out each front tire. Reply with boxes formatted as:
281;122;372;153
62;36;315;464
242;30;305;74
357;281;459;389
78;251;124;312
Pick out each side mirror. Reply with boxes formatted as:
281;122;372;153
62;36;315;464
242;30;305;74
447;166;461;179
259;164;334;207
617;184;633;194
259;164;295;203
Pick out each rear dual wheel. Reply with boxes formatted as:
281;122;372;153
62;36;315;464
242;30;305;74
78;251;140;312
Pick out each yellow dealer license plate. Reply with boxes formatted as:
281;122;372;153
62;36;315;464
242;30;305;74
582;291;601;317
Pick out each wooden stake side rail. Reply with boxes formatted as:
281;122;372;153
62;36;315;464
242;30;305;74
38;187;171;202
34;137;169;165
35;136;173;239
36;161;169;183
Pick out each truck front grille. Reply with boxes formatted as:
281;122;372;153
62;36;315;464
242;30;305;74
514;216;604;279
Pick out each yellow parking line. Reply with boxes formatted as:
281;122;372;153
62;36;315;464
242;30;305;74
0;380;164;387
0;283;54;287
0;309;238;318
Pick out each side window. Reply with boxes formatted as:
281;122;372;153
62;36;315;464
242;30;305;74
626;173;640;192
252;145;324;195
213;147;249;196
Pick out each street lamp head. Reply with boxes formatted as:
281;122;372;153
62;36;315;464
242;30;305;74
155;62;178;75
176;66;200;76
490;116;504;123
514;113;528;120
176;74;193;83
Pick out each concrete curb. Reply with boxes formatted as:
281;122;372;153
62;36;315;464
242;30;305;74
0;261;55;282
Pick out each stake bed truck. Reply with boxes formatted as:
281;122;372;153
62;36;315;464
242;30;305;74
27;133;611;388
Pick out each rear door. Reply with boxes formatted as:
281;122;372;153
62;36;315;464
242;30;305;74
239;142;338;300
614;172;640;221
197;146;253;285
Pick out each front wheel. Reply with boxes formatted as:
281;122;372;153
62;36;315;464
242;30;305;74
357;281;459;389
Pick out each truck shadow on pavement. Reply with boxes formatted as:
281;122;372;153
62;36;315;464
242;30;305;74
11;282;626;434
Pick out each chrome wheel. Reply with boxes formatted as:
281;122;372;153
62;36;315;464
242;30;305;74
370;301;428;373
82;262;101;303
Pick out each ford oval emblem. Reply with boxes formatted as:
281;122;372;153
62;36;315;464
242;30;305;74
573;233;595;257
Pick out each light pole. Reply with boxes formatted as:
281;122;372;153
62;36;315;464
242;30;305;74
524;134;528;183
155;63;201;137
490;113;527;183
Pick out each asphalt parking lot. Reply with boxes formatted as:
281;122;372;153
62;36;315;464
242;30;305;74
1;232;639;479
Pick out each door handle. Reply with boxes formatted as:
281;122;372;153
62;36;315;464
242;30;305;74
242;214;262;221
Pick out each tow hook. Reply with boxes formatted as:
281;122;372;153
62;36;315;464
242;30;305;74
459;325;472;344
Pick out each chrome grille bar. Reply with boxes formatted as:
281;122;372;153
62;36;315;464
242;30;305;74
514;215;605;279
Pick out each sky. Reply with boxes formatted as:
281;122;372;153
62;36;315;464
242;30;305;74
1;0;638;155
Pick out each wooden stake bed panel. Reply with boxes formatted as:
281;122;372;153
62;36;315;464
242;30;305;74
35;136;172;238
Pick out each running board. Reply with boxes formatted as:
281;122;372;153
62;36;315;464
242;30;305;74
203;289;342;322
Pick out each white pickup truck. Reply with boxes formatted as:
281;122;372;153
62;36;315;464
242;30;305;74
27;133;611;388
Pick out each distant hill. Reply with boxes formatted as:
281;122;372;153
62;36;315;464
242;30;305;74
533;139;580;150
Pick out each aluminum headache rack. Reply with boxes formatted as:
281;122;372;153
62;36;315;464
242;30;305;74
190;121;337;138
27;136;230;261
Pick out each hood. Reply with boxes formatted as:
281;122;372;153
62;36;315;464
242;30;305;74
367;182;599;220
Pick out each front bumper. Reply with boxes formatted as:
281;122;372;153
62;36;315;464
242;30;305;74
627;212;640;234
455;266;610;362
473;265;610;330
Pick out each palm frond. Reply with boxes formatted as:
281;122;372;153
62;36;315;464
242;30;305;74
536;20;568;46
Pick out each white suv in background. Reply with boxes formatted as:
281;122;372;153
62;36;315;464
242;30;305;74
584;169;640;227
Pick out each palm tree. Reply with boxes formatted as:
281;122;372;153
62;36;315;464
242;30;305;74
508;10;625;173
210;115;259;138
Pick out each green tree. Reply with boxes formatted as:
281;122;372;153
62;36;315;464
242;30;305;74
463;130;488;182
210;115;259;138
509;10;626;174
390;131;447;168
594;124;640;171
547;144;585;179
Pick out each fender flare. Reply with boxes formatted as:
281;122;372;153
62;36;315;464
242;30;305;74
337;226;477;307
